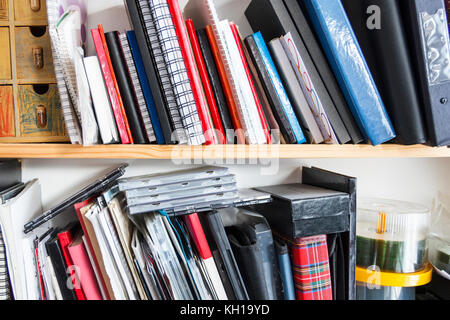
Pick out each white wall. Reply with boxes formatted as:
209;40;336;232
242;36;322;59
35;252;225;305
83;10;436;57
34;0;449;212
23;158;450;211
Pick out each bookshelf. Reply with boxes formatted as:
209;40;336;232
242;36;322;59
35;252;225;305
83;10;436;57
1;143;449;159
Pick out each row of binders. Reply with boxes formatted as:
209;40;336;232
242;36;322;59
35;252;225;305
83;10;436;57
0;164;354;300
48;0;450;147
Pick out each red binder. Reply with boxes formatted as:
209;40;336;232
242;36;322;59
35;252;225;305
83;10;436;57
58;229;86;300
186;19;227;144
206;26;246;145
167;0;216;145
91;28;131;145
230;22;271;144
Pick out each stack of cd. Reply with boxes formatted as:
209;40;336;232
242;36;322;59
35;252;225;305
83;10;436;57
356;198;433;300
117;166;240;216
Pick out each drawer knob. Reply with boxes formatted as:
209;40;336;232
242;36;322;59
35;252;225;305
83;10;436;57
36;105;47;129
32;47;44;70
30;0;41;12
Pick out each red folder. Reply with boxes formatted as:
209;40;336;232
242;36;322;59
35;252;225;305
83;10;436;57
68;232;103;300
58;229;86;300
205;26;246;145
91;28;131;145
74;200;111;300
167;0;216;145
230;22;271;144
186;19;227;144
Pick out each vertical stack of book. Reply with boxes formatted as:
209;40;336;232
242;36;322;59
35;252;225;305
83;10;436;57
48;0;450;147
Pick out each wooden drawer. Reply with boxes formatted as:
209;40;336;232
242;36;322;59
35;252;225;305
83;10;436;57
0;0;8;21
15;26;55;82
0;27;11;80
0;85;14;137
18;84;66;137
14;0;48;25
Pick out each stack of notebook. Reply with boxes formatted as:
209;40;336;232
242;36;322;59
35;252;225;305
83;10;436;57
48;0;450;147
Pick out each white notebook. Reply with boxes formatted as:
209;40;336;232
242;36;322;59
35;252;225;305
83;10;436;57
84;56;120;145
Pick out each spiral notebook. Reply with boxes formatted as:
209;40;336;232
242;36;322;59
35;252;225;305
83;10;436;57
46;0;82;144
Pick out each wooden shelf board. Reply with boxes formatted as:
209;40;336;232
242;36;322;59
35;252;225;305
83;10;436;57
0;144;448;159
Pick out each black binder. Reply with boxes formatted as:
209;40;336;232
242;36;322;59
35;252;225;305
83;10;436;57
401;0;450;146
221;208;283;300
342;0;427;145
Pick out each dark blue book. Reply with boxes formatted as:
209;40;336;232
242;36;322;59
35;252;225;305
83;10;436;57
303;0;396;146
127;31;165;144
252;32;306;145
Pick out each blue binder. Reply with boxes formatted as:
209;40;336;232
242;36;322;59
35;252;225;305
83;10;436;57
127;31;165;144
253;32;306;145
303;0;396;146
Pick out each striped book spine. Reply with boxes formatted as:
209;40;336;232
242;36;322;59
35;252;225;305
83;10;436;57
119;33;157;143
0;228;10;300
147;0;206;146
138;0;188;145
46;0;82;144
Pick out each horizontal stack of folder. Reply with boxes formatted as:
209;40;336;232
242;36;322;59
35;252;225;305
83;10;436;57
47;0;450;147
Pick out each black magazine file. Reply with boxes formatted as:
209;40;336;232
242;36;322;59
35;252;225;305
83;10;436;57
0;159;22;191
302;167;356;301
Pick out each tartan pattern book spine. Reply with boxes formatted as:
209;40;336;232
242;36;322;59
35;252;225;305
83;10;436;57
289;235;333;300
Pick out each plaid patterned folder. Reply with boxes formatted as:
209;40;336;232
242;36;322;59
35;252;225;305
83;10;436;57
119;33;157;143
289;235;333;300
0;227;10;300
147;0;205;146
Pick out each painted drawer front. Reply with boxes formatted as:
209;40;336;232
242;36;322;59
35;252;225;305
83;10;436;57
0;85;14;137
18;84;65;137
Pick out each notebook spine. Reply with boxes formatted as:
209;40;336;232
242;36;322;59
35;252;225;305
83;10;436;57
91;29;131;144
251;33;306;144
167;0;216;145
119;33;157;143
205;26;246;144
126;0;173;144
138;0;188;145
148;0;206;146
230;23;272;145
186;19;227;144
